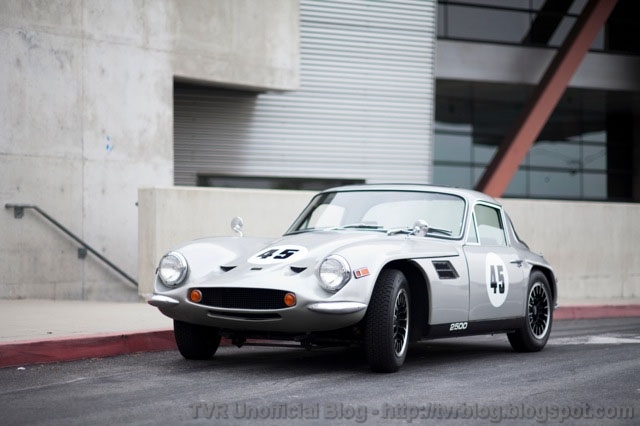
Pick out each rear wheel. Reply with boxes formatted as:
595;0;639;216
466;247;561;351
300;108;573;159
508;271;553;352
364;269;410;373
174;320;221;360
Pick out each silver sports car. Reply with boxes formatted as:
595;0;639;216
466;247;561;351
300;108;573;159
149;185;556;372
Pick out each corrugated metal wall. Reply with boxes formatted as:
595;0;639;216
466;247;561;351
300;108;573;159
174;0;436;186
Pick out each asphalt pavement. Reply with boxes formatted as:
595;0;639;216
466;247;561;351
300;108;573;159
1;298;640;369
0;317;638;425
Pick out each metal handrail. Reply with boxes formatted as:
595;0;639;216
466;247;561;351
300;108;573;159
5;203;138;287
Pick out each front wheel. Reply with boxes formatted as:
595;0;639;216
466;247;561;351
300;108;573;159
174;320;221;360
364;269;410;373
507;271;553;352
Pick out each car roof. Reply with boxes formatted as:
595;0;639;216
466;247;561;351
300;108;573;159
320;183;501;206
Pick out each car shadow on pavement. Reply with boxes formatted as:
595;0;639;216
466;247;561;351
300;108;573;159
160;335;522;375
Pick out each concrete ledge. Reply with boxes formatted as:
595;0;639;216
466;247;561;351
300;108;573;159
554;304;640;320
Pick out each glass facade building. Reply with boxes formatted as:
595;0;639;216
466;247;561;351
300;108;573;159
433;0;640;201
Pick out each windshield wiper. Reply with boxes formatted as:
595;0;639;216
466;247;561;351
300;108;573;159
333;223;384;230
387;225;452;237
427;227;452;236
287;224;383;235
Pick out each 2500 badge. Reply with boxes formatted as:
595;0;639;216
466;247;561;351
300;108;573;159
449;322;468;331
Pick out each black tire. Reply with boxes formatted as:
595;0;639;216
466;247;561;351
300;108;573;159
508;271;553;352
364;269;410;373
174;320;221;360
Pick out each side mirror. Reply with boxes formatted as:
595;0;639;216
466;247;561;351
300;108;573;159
231;216;244;237
412;219;430;237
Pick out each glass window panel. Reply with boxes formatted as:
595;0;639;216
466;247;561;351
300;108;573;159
541;97;583;141
568;0;588;15
473;141;499;165
503;168;528;198
582;91;607;114
531;0;545;11
474;204;506;247
591;27;604;50
530;170;580;198
473;167;528;198
582;130;606;143
582;145;606;171
436;95;472;129
433;164;472;189
473;83;530;105
473;101;521;137
583;173;607;199
473;166;527;198
447;5;530;43
473;166;485;187
549;16;575;47
528;141;580;169
438;3;446;36
434;132;472;162
434;82;621;201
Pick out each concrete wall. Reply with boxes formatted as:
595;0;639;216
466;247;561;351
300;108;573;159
502;199;640;303
139;187;640;305
0;1;299;301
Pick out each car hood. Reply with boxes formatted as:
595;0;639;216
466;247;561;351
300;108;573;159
176;230;460;282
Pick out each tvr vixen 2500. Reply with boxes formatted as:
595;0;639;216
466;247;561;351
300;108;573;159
149;185;557;372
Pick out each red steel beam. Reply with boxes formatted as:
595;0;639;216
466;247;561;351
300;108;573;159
475;0;618;197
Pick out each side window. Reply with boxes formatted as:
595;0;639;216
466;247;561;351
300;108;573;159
467;212;479;244
474;204;506;247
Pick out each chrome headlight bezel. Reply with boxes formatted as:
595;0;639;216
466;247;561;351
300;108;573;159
317;255;351;293
158;251;189;287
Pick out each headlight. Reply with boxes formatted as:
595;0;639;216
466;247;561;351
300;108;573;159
158;251;188;287
317;255;351;293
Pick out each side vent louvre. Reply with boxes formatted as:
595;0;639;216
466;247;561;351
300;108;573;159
220;266;236;272
432;261;459;279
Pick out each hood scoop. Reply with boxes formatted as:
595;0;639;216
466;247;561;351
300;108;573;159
290;266;307;274
220;265;237;272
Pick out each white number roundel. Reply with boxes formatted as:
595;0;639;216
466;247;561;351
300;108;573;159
485;252;509;307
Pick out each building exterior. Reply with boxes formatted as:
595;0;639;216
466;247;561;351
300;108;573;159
434;0;640;201
1;0;639;301
0;0;300;300
173;1;437;188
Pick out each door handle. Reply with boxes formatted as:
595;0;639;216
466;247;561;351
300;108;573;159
510;260;523;267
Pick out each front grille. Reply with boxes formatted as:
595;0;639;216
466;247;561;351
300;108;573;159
197;288;290;310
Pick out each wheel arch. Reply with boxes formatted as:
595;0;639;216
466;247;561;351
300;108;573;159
380;259;429;342
530;265;557;308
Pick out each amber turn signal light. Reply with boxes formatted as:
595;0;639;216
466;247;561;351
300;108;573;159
189;289;203;303
283;292;296;307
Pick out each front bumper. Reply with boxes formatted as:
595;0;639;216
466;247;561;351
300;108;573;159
148;294;368;333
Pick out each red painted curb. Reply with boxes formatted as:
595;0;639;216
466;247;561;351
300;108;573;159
0;330;177;369
554;304;640;320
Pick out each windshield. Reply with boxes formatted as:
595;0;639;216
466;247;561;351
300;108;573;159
286;190;467;238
